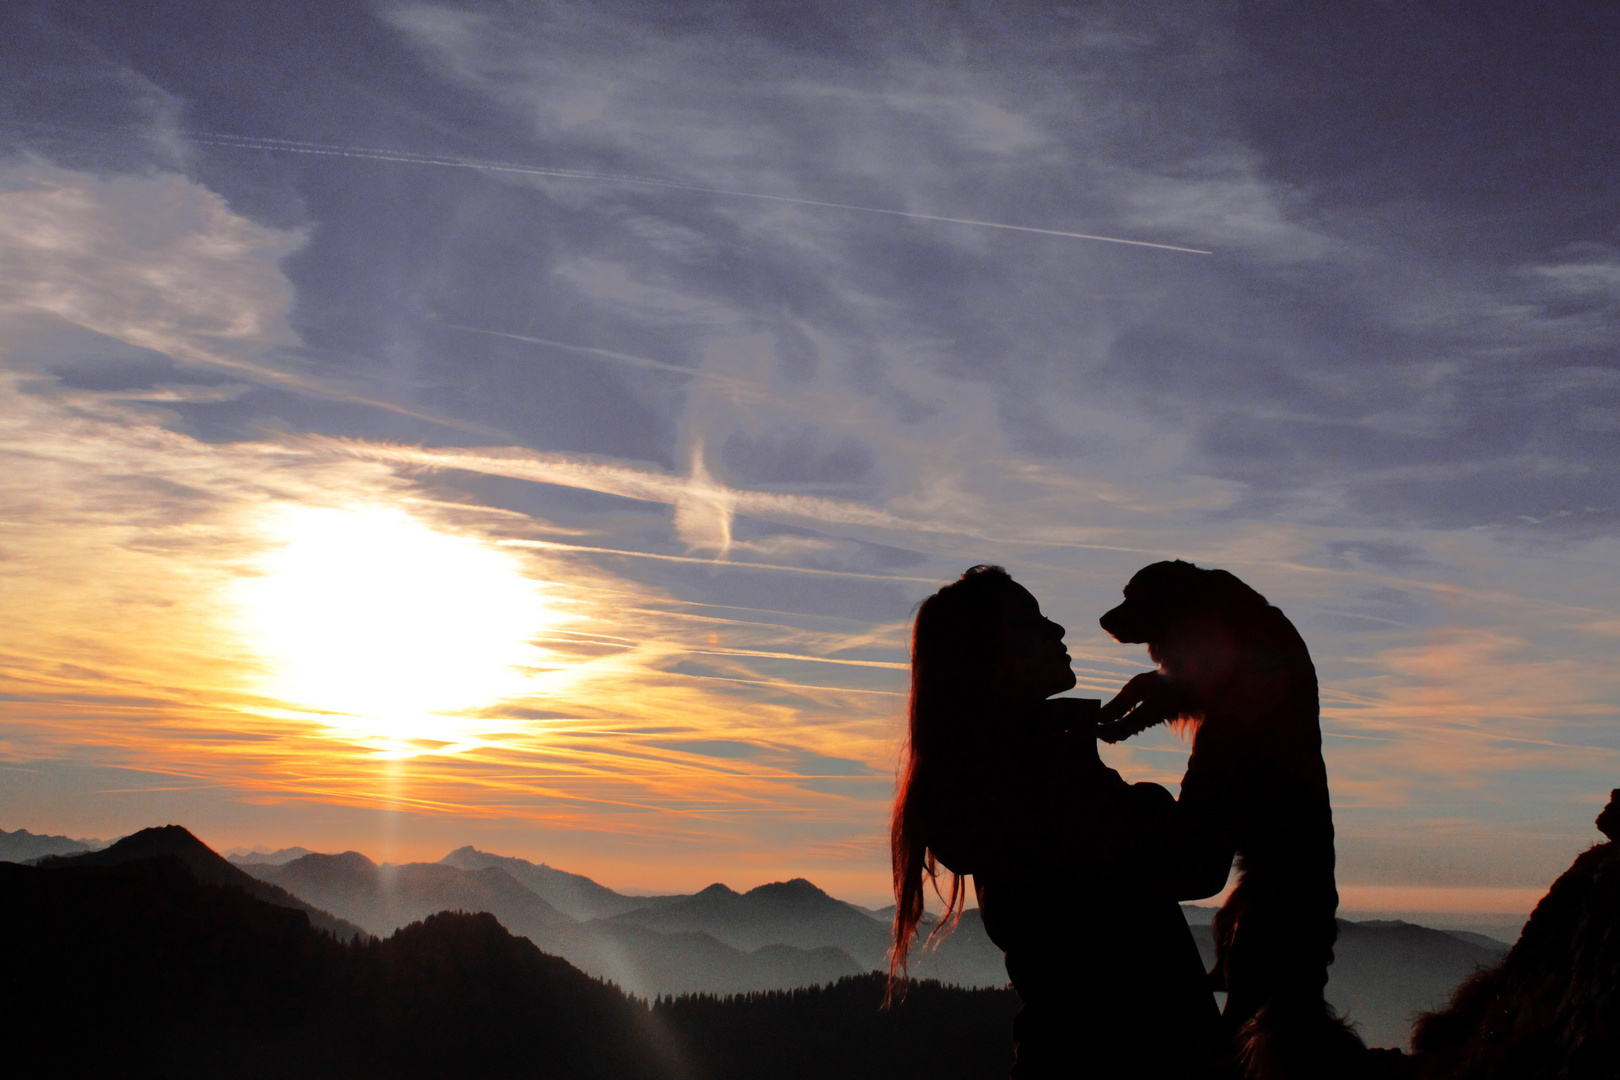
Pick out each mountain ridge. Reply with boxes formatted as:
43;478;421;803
242;850;574;944
602;872;895;969
439;845;687;919
243;847;871;997
0;852;1020;1079
24;822;1520;1047
0;826;108;863
227;845;315;865
36;825;366;941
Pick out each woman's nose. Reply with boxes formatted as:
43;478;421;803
1048;618;1065;639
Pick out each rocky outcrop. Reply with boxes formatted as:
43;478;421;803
1409;789;1620;1079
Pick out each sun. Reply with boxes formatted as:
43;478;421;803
236;504;551;749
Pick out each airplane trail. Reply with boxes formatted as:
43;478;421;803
187;132;1215;255
497;536;939;583
444;325;759;394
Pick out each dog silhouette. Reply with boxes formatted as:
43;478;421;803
1099;560;1365;1079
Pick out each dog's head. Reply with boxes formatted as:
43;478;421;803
1100;560;1272;686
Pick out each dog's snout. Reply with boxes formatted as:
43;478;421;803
1099;602;1144;643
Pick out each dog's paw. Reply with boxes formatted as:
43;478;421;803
1098;671;1184;741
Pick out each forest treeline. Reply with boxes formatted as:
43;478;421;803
0;855;1017;1079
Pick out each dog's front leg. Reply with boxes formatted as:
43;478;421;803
1097;671;1187;742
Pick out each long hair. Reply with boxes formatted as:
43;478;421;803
888;564;1016;1000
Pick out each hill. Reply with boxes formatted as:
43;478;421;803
1183;917;1505;1050
905;908;1010;988
243;851;572;942
440;845;687;919
38;825;366;941
0;857;664;1078
606;878;895;967
1328;920;1508;1050
243;849;867;998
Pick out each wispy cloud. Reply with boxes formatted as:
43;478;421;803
2;2;1616;902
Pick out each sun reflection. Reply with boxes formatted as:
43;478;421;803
236;504;553;752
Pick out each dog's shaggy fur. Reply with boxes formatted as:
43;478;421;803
1099;561;1365;1079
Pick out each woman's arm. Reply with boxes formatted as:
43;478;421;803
1122;780;1236;901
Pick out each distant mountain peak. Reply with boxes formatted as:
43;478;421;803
696;882;738;897
98;824;211;858
227;845;315;866
34;823;365;940
441;845;551;870
274;850;380;880
747;878;827;899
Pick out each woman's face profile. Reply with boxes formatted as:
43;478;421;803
990;582;1076;703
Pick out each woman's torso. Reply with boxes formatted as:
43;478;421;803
930;723;1221;1077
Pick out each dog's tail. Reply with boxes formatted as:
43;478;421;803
1236;997;1367;1080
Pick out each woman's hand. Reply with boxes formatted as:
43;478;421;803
1039;698;1104;766
1096;671;1188;743
1042;696;1100;732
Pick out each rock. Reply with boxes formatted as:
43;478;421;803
1409;789;1620;1080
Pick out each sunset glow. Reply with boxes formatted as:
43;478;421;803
236;505;553;751
1;4;1616;920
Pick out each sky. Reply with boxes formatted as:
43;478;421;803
1;1;1617;913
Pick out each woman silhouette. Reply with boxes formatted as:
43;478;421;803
890;565;1219;1078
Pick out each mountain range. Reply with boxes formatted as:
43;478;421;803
440;845;687;920
1;849;1022;1079
246;850;573;942
0;827;107;862
10;791;1616;1074
10;808;1613;1079
229;840;1016;999
9;824;1506;1047
233;846;874;997
226;845;315;865
36;826;365;941
244;836;1502;1046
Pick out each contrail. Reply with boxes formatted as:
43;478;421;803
187;132;1214;255
683;646;906;670
498;536;939;583
443;325;759;394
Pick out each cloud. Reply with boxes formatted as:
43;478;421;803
322;438;920;537
0;160;907;849
0;163;306;383
4;2;1618;897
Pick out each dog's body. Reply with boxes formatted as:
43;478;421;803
1099;561;1363;1080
